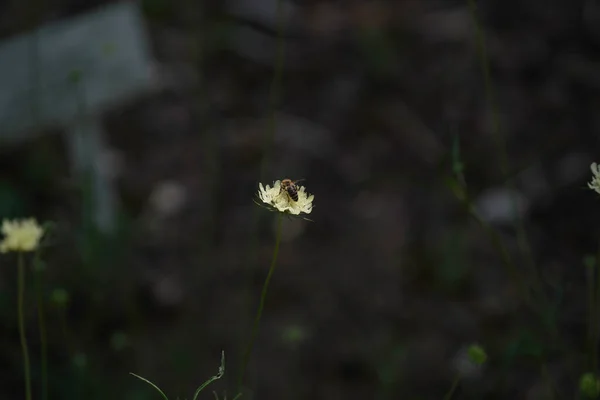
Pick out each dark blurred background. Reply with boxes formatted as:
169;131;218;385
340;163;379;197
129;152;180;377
1;0;600;399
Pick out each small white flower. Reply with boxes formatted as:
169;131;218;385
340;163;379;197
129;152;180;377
589;162;600;194
257;180;314;217
0;218;44;253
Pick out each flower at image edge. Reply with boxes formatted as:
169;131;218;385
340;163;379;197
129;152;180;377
257;180;314;216
0;218;44;253
589;162;600;194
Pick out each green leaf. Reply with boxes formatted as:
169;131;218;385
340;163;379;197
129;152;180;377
130;373;169;400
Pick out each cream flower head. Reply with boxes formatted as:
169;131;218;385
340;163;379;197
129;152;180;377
589;162;600;194
0;218;44;253
257;180;314;217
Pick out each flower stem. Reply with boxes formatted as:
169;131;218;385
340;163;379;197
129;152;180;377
34;255;48;400
593;240;600;375
18;253;33;400
587;257;596;371
443;374;461;400
466;0;545;306
238;213;284;391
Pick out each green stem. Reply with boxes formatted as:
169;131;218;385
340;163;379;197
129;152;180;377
34;256;48;400
465;0;503;171
466;0;545;306
18;253;33;400
238;213;284;391
446;178;531;310
587;259;596;370
443;374;461;400
594;241;600;375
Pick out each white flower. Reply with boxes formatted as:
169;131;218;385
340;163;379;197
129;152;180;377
0;218;44;253
257;180;314;216
589;162;600;194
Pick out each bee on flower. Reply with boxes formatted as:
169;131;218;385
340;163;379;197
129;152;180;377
0;218;44;253
256;178;314;219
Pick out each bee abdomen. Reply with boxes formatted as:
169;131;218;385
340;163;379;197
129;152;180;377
287;188;299;201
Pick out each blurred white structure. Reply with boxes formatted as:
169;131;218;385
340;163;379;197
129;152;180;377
0;1;159;232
